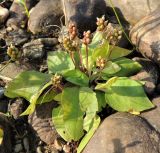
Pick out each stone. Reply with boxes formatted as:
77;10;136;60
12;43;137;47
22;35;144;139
130;8;160;66
28;102;59;145
0;6;9;24
62;0;160;62
62;0;107;34
6;0;36;29
63;0;160;33
23;40;44;59
131;57;159;95
0;113;12;153
23;38;58;59
5;28;29;46
104;0;160;25
0;62;31;79
9;98;25;119
28;0;63;34
82;113;160;153
141;96;160;133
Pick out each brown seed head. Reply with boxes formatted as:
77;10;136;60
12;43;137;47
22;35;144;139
52;74;62;87
7;44;21;61
96;56;106;69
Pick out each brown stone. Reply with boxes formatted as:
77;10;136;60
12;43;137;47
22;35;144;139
130;8;160;66
83;113;160;153
28;0;63;34
104;0;160;25
28;102;59;145
0;6;9;24
131;57;159;95
141;96;160;133
6;0;35;29
0;62;32;79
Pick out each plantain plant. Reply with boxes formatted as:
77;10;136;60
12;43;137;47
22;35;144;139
4;16;154;152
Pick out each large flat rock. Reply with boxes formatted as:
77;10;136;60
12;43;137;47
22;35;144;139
83;113;160;153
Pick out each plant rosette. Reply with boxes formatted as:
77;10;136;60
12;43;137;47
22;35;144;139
4;17;154;153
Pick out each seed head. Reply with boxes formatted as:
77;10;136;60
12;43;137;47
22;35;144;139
68;23;77;40
96;56;106;69
63;36;76;52
82;30;92;45
96;15;108;31
52;74;62;88
106;27;123;45
7;44;21;61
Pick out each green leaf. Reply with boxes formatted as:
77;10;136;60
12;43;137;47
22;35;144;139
81;45;94;70
80;31;104;70
20;102;36;116
102;61;121;75
95;91;106;112
63;69;89;87
53;93;62;102
108;46;132;60
90;31;103;48
52;106;71;141
81;37;109;70
47;51;75;74
105;77;154;112
61;87;84;141
77;116;100;153
95;77;118;91
113;57;142;77
79;87;98;132
0;128;4;145
37;89;57;104
21;81;53;115
5;71;51;101
92;40;109;62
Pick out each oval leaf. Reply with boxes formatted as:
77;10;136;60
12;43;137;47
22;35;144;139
102;61;121;75
108;46;132;60
95;91;106;112
112;57;142;77
90;31;103;48
21;81;53;115
52;106;71;141
61;87;84;141
79;87;98;131
47;51;75;74
105;77;154;112
95;77;118;91
5;71;51;101
92;40;109;62
63;69;89;87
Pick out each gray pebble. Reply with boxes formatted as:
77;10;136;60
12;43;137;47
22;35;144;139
23;38;58;60
23;40;44;59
